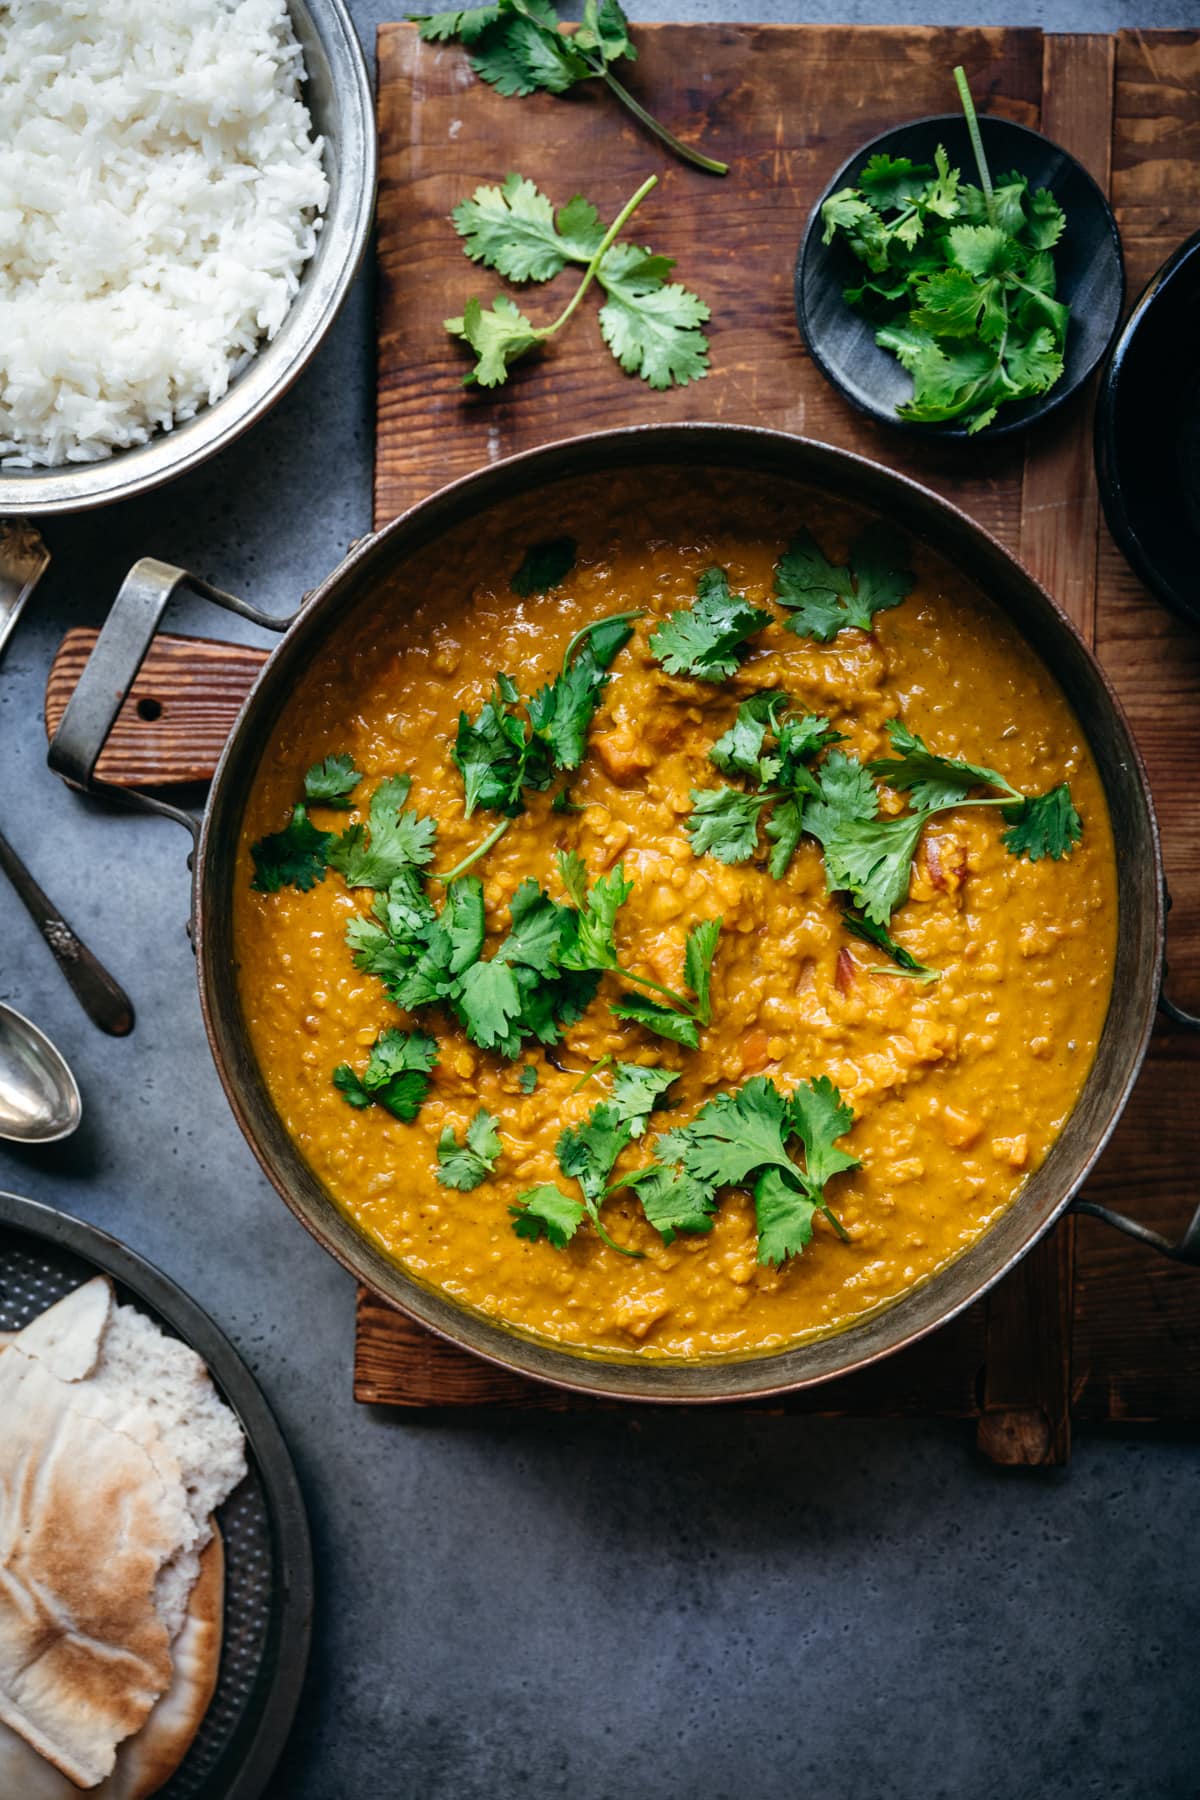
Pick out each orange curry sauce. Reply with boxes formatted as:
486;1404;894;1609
234;473;1116;1359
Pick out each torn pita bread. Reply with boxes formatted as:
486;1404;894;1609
0;1530;225;1800
8;1276;113;1381
0;1281;246;1790
0;1348;186;1786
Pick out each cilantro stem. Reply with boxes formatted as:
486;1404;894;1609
953;65;996;229
821;1203;851;1244
432;815;513;882
544;175;659;338
594;65;729;177
867;966;941;983
560;609;644;675
588;1203;644;1259
567;1054;613;1097
614;963;699;1017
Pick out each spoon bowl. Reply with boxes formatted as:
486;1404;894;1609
0;1004;82;1143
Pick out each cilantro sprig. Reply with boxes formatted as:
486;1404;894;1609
686;694;841;877
649;567;772;681
510;1060;679;1254
411;0;728;176
333;1029;439;1121
820;67;1071;433
821;718;1082;924
774;524;914;642
446;173;710;390
250;804;335;894
437;1109;503;1189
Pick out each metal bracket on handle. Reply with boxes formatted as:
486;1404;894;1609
46;558;290;843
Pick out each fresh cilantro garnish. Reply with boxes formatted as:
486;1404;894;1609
609;993;701;1051
511;535;577;594
304;753;363;809
649;568;772;681
327;775;437;888
774;524;914;641
841;910;939;981
446;173;711;390
820;67;1070;432
518;1064;539;1092
802;750;879;847
556;851;719;1043
1000;784;1082;861
436;1109;503;1189
250;804;334;893
412;0;727;175
509;1183;587;1247
332;1029;439;1122
683;917;722;1026
453;611;637;816
687;695;839;875
515;1062;677;1255
616;1075;857;1265
821;717;1082;924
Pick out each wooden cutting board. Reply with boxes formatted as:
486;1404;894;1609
47;25;1200;1462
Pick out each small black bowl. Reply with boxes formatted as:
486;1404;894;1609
795;113;1124;440
1095;229;1200;627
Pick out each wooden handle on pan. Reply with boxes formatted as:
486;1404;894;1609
44;628;268;788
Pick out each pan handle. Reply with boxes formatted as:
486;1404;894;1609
46;558;291;842
1067;956;1200;1264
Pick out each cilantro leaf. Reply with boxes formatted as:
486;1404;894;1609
842;910;939;980
1000;783;1082;861
656;1075;796;1189
512;535;578;594
414;5;502;43
528;614;634;770
820;811;925;926
608;1063;678;1136
753;1167;821;1266
765;795;805;881
623;1164;716;1243
333;1029;439;1122
250;804;333;894
798;750;878;847
558;1101;630;1205
510;1183;587;1247
596;242;711;389
437;1109;503;1189
519;1064;539;1092
496;877;573;975
453;176;602;283
327;775;437;888
453;678;552;817
444;294;543;387
304;753;362;810
610;993;701;1051
683;917;722;1025
650;567;771;681
867;717;1012;811
455;958;524;1050
774;524;913;640
685;787;769;864
709;692;785;779
557;858;633;971
787;1075;859;1189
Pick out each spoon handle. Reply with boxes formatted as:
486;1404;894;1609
0;828;134;1036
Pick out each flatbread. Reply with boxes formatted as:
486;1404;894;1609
0;1348;187;1787
0;1531;225;1800
8;1277;112;1382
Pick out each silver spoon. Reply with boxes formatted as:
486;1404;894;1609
0;1002;82;1143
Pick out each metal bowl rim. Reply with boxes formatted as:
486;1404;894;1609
0;0;375;517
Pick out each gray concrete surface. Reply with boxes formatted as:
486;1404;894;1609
1;4;1197;1796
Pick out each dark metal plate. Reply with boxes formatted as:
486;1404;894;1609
0;1190;312;1800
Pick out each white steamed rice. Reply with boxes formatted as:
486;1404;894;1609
0;0;329;469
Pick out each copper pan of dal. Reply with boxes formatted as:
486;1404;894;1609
47;424;1200;1403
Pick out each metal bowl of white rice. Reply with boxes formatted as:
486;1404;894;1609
0;0;374;514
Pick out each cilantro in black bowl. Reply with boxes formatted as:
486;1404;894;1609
795;69;1123;439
